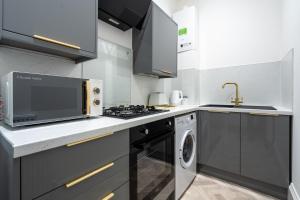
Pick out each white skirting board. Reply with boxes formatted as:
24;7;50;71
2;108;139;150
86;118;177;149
289;183;300;200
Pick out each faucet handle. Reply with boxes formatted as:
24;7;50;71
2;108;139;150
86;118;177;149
240;97;244;103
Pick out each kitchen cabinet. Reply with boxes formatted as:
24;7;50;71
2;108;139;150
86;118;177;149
198;111;241;175
0;0;97;63
133;2;178;78
0;129;130;200
198;110;291;199
241;113;290;188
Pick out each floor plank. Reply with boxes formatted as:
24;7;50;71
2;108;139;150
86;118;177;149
181;174;278;200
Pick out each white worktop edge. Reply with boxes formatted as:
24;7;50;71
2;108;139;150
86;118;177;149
198;106;293;116
0;106;199;158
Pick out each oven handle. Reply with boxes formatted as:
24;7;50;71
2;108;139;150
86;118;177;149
134;131;175;150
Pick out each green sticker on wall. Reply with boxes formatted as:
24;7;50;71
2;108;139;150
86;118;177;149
179;28;188;36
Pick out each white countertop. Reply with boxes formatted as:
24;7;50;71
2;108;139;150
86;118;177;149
0;105;293;158
0;106;199;158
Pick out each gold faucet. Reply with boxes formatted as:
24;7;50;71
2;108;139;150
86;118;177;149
222;82;243;106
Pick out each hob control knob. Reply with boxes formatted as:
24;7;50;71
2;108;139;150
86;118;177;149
93;99;100;106
167;121;172;126
93;87;100;95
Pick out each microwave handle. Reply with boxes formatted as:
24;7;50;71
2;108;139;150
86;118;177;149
5;80;10;121
85;80;91;115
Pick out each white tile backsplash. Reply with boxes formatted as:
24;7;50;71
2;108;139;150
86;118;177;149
0;43;294;109
281;49;294;109
199;60;293;109
131;75;166;105
200;62;282;106
169;69;200;105
0;46;82;79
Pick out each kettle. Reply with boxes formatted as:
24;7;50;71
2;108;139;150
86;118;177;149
170;90;183;106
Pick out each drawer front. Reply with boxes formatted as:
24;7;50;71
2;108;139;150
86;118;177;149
21;129;129;200
35;157;129;200
100;182;129;200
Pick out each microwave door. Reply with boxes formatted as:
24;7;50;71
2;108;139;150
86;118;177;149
12;72;84;125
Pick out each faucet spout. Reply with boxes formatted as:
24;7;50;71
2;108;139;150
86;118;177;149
222;82;243;106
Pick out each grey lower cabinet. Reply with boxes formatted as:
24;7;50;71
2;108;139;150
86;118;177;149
0;129;130;200
241;113;290;188
0;0;97;62
133;2;178;78
198;111;241;175
198;110;291;199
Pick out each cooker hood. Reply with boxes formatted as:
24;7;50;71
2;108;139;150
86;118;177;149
98;0;152;31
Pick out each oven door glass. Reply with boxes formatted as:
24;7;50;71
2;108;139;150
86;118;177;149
13;72;84;124
130;132;175;200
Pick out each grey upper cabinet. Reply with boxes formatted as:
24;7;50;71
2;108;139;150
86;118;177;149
133;2;178;78
241;113;290;188
1;0;97;63
199;111;241;175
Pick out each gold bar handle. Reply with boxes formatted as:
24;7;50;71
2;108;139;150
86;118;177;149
102;193;115;200
208;110;231;114
249;113;279;117
66;132;114;147
33;35;81;50
65;162;114;188
158;69;172;74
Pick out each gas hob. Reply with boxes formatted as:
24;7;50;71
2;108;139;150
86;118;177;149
103;105;169;119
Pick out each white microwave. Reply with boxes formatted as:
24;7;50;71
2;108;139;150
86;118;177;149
1;72;103;127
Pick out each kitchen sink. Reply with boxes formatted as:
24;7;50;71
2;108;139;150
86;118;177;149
200;104;277;110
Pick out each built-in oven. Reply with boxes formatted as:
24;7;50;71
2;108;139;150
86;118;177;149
130;117;175;200
1;72;103;127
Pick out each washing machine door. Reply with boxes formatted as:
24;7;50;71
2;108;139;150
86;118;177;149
179;129;196;169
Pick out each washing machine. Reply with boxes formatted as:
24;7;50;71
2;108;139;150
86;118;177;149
175;112;197;199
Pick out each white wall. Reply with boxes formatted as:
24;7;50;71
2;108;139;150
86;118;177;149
198;0;282;69
282;0;300;197
153;0;177;16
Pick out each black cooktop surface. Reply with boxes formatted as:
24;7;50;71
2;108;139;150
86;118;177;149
103;105;169;119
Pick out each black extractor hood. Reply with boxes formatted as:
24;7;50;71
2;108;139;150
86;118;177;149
98;0;152;31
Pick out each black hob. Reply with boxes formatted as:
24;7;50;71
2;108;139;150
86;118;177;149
103;105;169;119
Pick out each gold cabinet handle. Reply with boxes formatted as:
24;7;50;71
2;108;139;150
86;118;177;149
66;132;114;147
249;113;279;117
102;193;115;200
65;162;114;188
33;35;81;50
207;110;231;114
158;69;172;74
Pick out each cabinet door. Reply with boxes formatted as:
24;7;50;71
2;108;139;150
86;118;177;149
199;111;241;174
152;3;177;77
3;0;96;53
241;114;290;188
21;130;129;200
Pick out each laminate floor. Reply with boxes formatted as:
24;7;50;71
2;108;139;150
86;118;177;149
181;174;278;200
